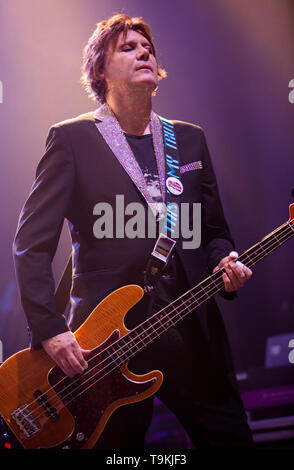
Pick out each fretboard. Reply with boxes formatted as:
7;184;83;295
108;218;294;367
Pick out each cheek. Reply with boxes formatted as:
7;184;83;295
105;63;130;84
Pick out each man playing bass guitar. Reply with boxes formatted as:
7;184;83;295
13;13;253;448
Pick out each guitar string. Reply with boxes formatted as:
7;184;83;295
21;220;292;426
31;272;227;423
55;224;294;408
41;220;294;418
26;222;294;424
22;221;294;420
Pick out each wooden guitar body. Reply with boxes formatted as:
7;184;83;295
0;285;163;449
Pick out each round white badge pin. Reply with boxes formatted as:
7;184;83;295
166;176;183;196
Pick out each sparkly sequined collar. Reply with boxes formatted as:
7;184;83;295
93;103;166;204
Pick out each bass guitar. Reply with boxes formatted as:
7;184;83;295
0;204;293;449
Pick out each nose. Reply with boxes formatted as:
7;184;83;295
136;45;150;61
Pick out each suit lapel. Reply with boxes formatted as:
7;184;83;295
93;104;166;205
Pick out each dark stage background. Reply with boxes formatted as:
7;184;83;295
0;0;294;445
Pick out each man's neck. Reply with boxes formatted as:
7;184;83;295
106;89;152;136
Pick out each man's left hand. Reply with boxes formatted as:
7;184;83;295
213;251;252;292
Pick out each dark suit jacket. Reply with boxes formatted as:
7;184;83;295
13;110;235;370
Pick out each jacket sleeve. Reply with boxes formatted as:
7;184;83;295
199;129;236;300
13;125;75;348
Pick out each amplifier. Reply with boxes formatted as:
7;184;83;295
265;332;294;368
237;365;294;445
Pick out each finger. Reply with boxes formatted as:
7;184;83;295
71;345;89;371
81;348;91;366
58;342;87;376
228;251;239;261
222;272;234;292
224;262;240;290
232;261;252;283
244;266;253;279
69;338;90;367
78;349;91;371
66;353;87;376
231;261;246;283
59;357;79;378
214;251;239;273
213;257;229;273
81;348;92;356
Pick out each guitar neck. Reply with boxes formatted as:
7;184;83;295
108;217;294;366
238;220;294;269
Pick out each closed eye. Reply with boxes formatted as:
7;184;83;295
120;41;153;54
122;44;134;51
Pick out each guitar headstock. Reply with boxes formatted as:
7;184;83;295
289;203;294;223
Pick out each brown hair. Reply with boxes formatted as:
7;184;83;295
80;13;167;103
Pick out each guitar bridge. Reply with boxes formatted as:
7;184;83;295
11;405;41;438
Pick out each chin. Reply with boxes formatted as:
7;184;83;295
133;78;158;90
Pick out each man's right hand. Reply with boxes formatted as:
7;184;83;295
41;331;91;378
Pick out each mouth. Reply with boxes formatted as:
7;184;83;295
136;65;153;71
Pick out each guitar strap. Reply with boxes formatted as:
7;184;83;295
54;117;182;311
143;117;182;292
